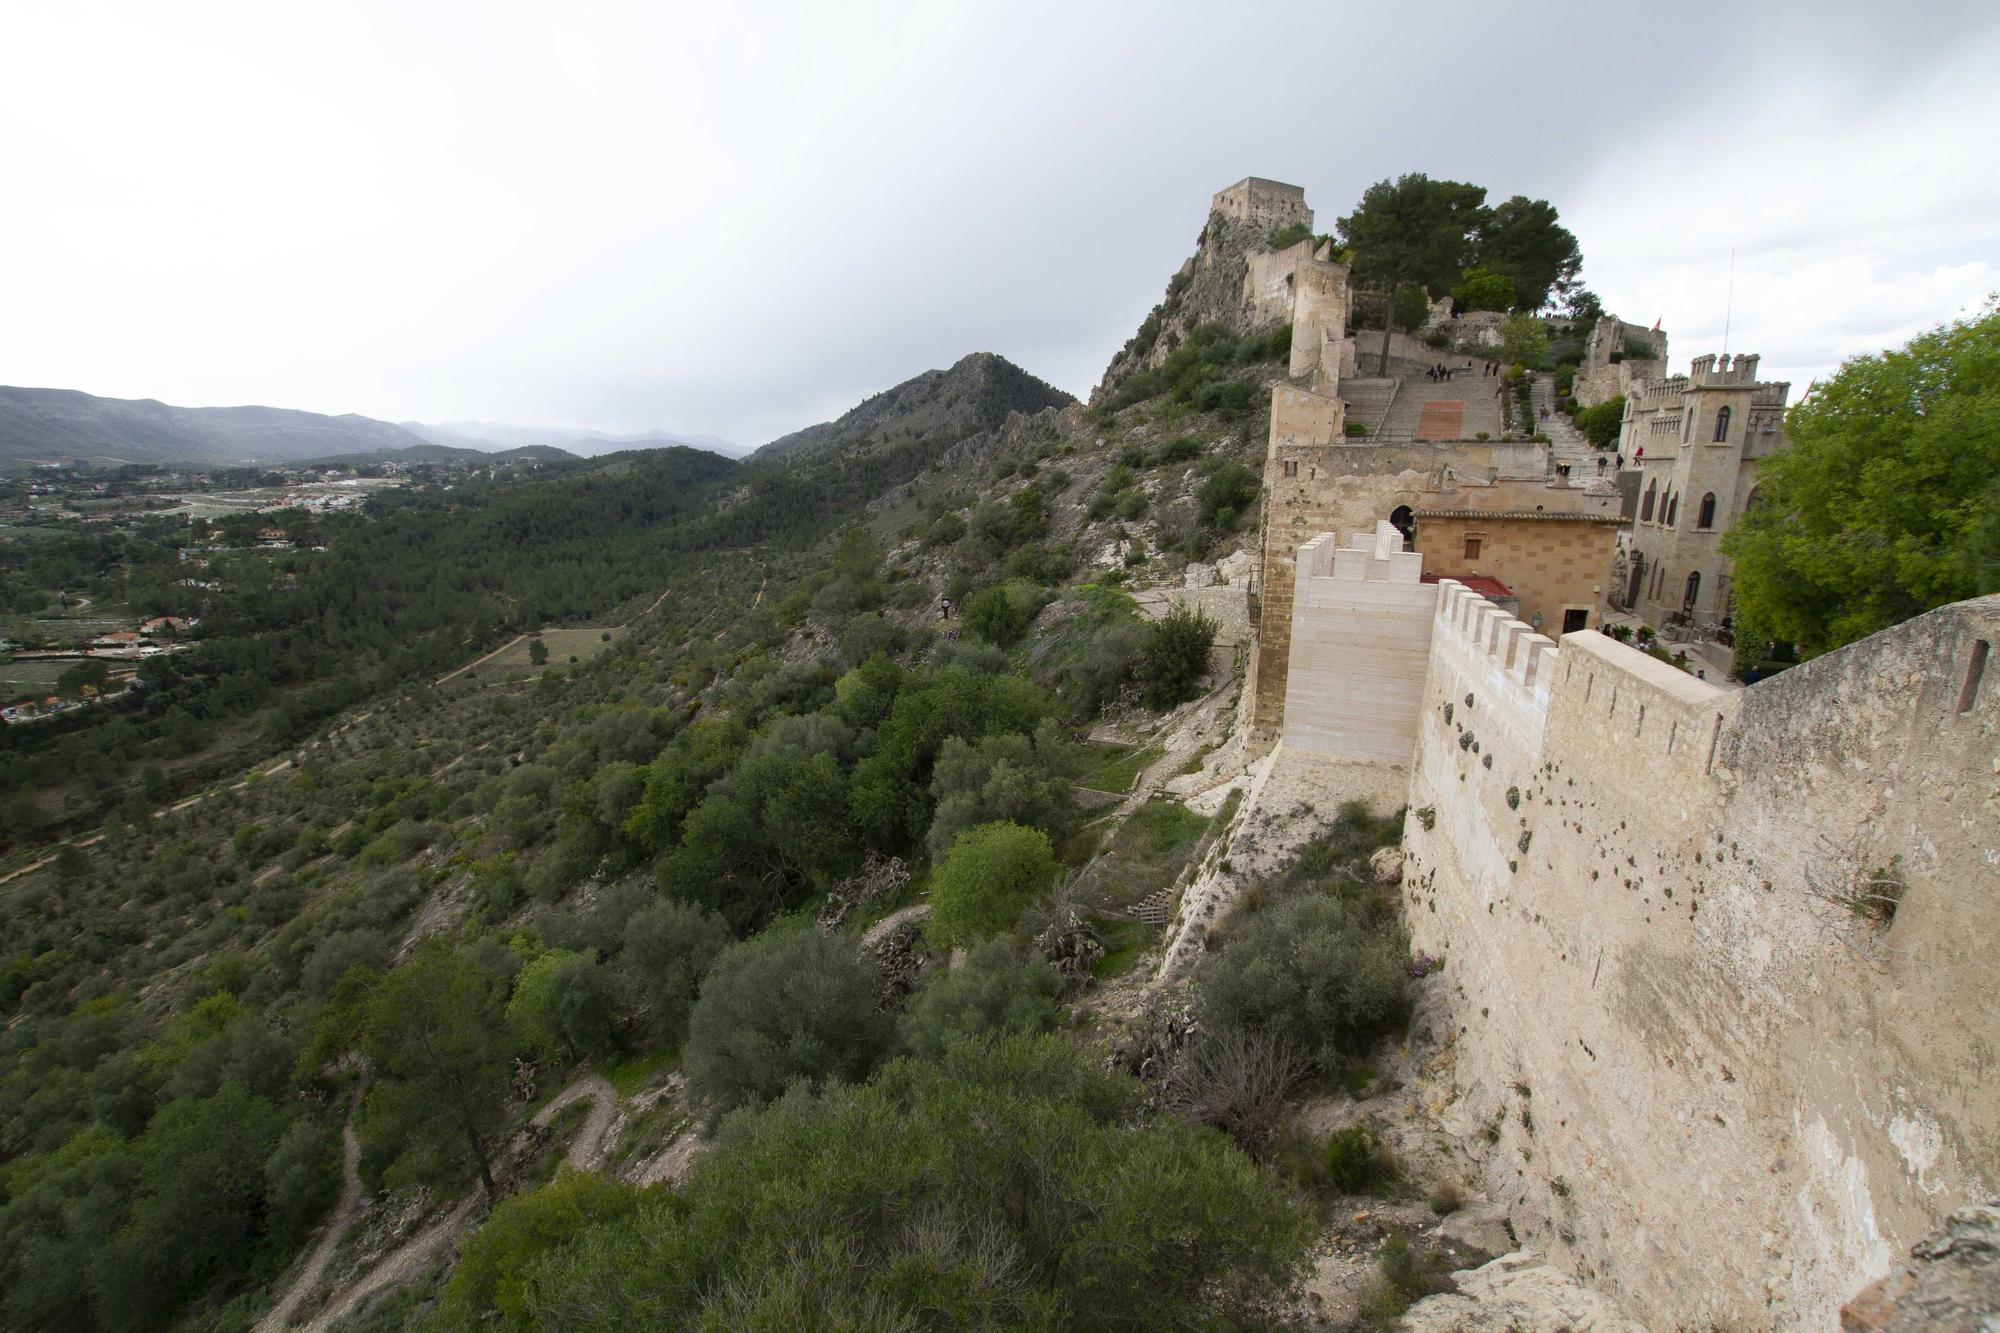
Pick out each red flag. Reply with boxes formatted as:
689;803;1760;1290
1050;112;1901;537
1651;318;1661;333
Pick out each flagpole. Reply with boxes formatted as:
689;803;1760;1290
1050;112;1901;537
1722;248;1736;357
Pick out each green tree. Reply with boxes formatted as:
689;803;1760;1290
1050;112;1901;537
1573;394;1626;449
1141;604;1219;708
928;820;1059;948
508;949;619;1061
1337;173;1488;303
683;927;894;1118
1500;314;1550;370
1451;267;1517;313
1338;173;1487;374
901;938;1063;1058
1392;281;1430;332
924;722;1075;859
1472;195;1582;311
618;899;731;1045
1725;302;2000;654
361;942;518;1200
528;636;550;666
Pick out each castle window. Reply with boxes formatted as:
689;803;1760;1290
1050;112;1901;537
1713;406;1732;442
1282;460;1298;478
1464;534;1483;560
1684;570;1701;610
1696;492;1717;529
1640;483;1656;522
1665;493;1679;527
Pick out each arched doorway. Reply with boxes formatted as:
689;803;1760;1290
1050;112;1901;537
1388;505;1415;551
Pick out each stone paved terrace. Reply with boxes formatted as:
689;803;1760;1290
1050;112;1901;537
1372;360;1505;442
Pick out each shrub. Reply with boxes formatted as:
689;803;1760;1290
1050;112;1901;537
441;1167;642;1326
1149;435;1201;466
512;1037;1311;1328
1268;222;1315;250
1345;421;1369;437
901;938;1063;1058
1197;463;1259;530
1201;893;1408;1072
928;821;1059;949
684;928;895;1118
1141;604;1218;709
924;511;966;547
1573;394;1626;449
1161;1028;1312;1156
962;583;1035;648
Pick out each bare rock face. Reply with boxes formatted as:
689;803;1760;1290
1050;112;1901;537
1370;845;1406;886
1840;1201;2000;1332
1400;1251;1648;1332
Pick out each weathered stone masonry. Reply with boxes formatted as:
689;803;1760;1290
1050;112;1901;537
1398;582;1999;1330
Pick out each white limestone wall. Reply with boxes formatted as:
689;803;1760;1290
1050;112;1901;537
1282;526;1438;762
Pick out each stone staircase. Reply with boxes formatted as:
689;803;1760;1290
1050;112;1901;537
1531;378;1600;475
1370;365;1505;442
1340;376;1399;435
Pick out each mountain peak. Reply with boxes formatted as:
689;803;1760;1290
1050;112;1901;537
753;353;1073;462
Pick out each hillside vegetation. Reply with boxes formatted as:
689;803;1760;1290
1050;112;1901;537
0;212;1440;1332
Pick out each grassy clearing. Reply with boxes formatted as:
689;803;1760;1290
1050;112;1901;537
1076;741;1163;794
479;627;620;675
603;1049;678;1098
0;660;68;693
1091;919;1153;980
1084;797;1208;909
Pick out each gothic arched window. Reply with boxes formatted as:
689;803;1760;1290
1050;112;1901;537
1697;492;1717;529
1713;406;1732;442
1665;493;1679;527
1684;570;1701;609
1641;483;1656;522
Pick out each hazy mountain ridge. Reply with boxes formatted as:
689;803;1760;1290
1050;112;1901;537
0;386;433;467
753;352;1076;463
405;420;746;458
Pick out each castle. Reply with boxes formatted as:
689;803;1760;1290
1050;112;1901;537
1170;178;1996;1327
1241;521;1999;1329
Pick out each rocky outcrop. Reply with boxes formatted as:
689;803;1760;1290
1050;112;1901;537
1401;1251;1648;1332
1840;1201;2000;1332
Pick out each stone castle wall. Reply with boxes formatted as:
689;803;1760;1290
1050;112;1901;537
1398;582;2000;1329
1281;526;1438;761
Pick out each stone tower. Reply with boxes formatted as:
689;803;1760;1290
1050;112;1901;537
1243;220;1353;752
1619;352;1789;627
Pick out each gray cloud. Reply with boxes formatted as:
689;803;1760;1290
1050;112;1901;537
3;0;1993;445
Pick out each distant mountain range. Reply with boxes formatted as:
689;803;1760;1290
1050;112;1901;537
0;384;744;469
403;421;747;458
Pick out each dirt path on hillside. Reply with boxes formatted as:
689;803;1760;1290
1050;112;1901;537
434;633;527;685
255;1082;367;1333
284;1073;620;1331
1113;675;1239;820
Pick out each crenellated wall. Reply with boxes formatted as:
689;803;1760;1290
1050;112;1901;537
1281;525;1437;762
1398;582;2000;1329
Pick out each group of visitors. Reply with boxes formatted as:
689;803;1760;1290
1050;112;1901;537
1479;360;1502;376
1423;363;1455;381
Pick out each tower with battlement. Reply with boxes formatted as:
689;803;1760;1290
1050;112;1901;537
1617;351;1790;628
1210;177;1312;233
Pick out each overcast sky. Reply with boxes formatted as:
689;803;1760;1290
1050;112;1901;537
4;1;1996;448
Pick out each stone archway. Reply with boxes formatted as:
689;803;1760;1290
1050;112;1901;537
1388;505;1415;551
